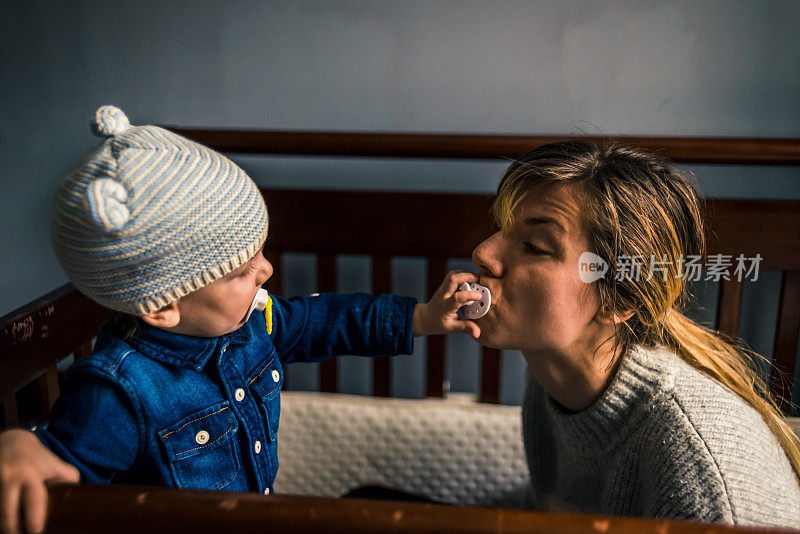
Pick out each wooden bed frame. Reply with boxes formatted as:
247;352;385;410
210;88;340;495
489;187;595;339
1;131;799;533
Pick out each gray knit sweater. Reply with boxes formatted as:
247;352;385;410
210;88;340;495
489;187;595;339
521;344;800;527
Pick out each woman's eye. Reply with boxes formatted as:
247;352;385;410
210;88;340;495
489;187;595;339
524;242;547;255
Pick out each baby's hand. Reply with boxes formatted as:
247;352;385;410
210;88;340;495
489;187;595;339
412;271;482;339
0;429;80;534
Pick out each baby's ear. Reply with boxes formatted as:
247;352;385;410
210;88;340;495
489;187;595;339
140;301;181;328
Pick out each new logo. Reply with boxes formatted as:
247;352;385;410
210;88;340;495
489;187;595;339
579;252;608;283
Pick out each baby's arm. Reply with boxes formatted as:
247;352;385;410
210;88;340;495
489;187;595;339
412;270;483;339
0;429;79;534
269;271;484;363
1;364;140;534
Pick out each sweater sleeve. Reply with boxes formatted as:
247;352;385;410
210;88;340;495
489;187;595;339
639;395;734;523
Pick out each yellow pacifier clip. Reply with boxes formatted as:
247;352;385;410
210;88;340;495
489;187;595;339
265;296;273;335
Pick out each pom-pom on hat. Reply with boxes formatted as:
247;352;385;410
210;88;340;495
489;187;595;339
52;105;269;315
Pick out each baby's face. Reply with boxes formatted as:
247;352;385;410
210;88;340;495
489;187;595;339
167;247;273;337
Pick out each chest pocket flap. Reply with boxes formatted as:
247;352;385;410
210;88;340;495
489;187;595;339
159;402;238;461
248;356;283;442
158;401;241;490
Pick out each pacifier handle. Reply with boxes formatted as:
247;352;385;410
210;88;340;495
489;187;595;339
244;288;270;322
457;282;491;320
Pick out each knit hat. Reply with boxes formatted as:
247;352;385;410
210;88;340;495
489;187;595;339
52;105;269;315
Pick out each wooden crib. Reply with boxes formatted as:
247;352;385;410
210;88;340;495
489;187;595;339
1;131;799;533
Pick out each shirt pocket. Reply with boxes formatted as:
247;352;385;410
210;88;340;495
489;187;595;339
158;401;241;490
247;356;284;442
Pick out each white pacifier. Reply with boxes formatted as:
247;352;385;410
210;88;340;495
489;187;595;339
244;288;270;323
457;282;491;320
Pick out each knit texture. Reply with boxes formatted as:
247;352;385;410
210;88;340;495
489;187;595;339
52;106;269;314
522;344;800;527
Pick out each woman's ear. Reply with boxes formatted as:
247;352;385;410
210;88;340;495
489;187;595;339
595;307;635;326
140;301;181;328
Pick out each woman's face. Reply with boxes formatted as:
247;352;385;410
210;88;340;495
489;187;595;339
471;184;605;354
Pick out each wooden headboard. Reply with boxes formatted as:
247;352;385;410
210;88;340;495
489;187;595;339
3;132;798;420
0;132;798;533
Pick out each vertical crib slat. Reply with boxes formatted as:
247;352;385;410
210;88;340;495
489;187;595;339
74;341;93;360
2;394;19;429
37;365;60;421
372;256;392;397
715;278;743;343
426;258;448;397
480;347;502;404
318;253;338;393
769;270;800;414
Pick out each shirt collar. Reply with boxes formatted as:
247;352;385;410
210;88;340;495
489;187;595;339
106;317;254;371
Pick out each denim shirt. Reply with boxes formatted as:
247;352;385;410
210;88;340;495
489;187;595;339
36;292;416;494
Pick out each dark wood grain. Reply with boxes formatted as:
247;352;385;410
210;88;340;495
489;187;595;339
427;259;448;398
701;199;800;270
769;271;800;413
261;189;496;259
1;394;18;429
4;194;797;413
74;342;94;361
261;191;800;270
716;278;743;343
46;483;798;534
1;131;798;530
166;128;800;166
480;347;502;404
0;284;108;400
37;366;60;421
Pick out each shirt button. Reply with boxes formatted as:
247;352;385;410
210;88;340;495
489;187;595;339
195;430;210;445
220;346;226;354
234;388;246;402
271;370;280;383
264;488;270;495
254;441;262;454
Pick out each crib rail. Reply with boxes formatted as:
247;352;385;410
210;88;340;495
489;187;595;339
260;189;497;399
2;131;800;533
44;484;799;534
2;193;800;426
165;128;800;165
261;190;800;408
0;284;107;428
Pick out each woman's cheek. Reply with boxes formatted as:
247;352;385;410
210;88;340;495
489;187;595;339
532;285;579;329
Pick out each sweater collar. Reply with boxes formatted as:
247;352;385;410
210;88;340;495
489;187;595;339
540;344;677;456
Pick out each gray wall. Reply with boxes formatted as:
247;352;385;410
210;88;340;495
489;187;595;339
3;1;799;404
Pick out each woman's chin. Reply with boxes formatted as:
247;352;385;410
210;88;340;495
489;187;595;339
473;329;504;350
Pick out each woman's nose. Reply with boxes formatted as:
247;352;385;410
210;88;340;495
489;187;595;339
472;232;503;277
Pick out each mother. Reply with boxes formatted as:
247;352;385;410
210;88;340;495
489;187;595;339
470;140;800;525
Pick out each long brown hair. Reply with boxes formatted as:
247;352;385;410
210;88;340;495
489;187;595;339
493;140;800;481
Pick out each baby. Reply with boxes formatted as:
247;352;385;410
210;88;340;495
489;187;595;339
0;106;482;534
